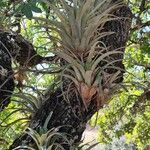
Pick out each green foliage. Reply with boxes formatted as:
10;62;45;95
90;0;150;149
18;0;42;19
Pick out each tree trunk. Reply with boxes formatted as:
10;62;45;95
9;88;98;149
0;31;15;111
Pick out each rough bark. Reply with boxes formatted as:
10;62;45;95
0;31;15;111
9;88;97;149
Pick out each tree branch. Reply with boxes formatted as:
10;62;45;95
131;20;150;32
24;68;61;74
132;88;150;114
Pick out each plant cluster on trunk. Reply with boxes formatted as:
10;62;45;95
0;0;132;149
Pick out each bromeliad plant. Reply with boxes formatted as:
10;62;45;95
58;47;123;109
13;127;72;150
35;0;124;109
13;114;72;150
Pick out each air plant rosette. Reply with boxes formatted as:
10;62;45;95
36;0;126;109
